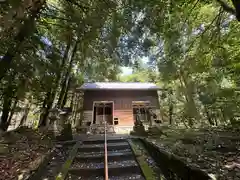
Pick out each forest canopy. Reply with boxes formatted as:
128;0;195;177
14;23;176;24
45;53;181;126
0;0;240;130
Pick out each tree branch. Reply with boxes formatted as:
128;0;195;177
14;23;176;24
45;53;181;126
216;0;236;16
41;13;71;21
64;0;89;12
231;0;240;20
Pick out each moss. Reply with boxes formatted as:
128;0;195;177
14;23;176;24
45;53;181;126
56;173;63;180
55;142;79;180
129;139;161;180
140;139;211;180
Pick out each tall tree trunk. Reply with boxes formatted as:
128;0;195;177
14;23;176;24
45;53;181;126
179;71;201;124
61;77;72;108
0;85;14;131
54;38;72;92
37;40;72;127
204;106;214;125
70;90;75;109
7;97;18;127
229;117;236;125
169;105;173;125
19;100;32;127
0;98;12;131
168;90;173;125
58;76;70;109
231;0;240;20
41;99;53;127
38;91;51;127
39;73;65;127
19;107;30;127
181;118;189;128
220;108;227;123
214;115;218;126
0;0;46;81
57;40;78;108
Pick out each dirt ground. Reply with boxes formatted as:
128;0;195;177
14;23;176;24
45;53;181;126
148;126;240;180
1;126;240;180
0;127;53;180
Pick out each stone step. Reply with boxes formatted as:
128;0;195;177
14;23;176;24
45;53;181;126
71;160;138;169
68;163;141;177
66;173;145;180
78;142;129;152
74;151;134;162
83;138;126;144
78;148;132;157
56;140;78;146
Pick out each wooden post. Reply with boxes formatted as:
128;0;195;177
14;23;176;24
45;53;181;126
104;103;109;180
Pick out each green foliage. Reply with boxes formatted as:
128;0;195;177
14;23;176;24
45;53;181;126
1;0;240;129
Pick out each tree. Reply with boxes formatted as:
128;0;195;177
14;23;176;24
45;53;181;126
216;0;240;20
1;0;240;131
0;0;46;81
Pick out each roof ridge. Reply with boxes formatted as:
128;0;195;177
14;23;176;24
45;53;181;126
78;82;159;90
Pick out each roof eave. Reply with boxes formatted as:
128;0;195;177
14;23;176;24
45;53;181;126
75;88;161;92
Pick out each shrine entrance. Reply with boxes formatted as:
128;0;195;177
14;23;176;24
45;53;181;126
132;101;151;123
92;101;114;125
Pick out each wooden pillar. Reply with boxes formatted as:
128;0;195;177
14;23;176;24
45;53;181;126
103;103;105;125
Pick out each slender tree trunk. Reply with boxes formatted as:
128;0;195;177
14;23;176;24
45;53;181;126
19;107;30;127
168;90;173;125
179;71;200;124
37;40;72;127
40;100;53;127
231;0;240;20
229;117;236;126
61;77;72;108
0;85;14;131
62;91;68;109
58;76;70;109
39;73;65;128
204;106;214;125
70;91;75;109
54;38;72;92
0;0;46;81
57;40;78;108
220;108;226;123
214;115;218;126
43;88;60;127
182;118;189;128
0;100;12;131
19;100;32;127
41;100;53;127
7;97;18;127
38;91;51;127
169;105;173;125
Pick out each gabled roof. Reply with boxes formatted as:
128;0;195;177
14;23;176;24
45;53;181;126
78;82;159;90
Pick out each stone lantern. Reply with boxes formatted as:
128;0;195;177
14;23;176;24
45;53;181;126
48;108;61;133
56;107;73;141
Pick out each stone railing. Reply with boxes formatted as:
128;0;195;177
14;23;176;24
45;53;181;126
140;139;212;180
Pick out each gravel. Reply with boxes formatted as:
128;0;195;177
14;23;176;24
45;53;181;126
38;145;71;179
110;148;131;152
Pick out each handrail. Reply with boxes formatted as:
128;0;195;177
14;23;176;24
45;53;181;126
104;105;109;180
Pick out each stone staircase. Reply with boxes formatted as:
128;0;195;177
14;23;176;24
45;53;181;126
66;138;145;179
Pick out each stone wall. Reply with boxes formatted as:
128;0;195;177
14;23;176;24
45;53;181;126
140;139;211;180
